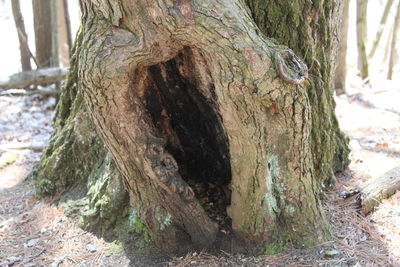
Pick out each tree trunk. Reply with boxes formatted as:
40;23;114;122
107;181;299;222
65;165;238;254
388;0;400;80
357;0;369;80
383;24;393;62
51;1;59;69
335;0;350;95
63;0;73;54
369;0;394;59
35;0;350;249
57;0;72;66
32;0;53;68
11;0;32;71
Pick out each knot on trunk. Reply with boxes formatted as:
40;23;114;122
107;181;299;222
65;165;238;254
274;48;308;85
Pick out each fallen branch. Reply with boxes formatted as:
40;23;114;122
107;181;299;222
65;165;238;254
0;67;68;90
359;166;400;214
0;144;45;152
0;88;60;96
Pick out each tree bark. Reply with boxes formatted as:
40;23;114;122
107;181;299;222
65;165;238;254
369;0;394;59
357;0;369;80
11;0;32;71
388;0;400;80
245;0;350;184
35;0;350;249
32;0;53;68
335;0;350;94
33;30;130;238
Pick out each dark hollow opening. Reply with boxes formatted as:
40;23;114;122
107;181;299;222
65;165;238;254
141;47;232;231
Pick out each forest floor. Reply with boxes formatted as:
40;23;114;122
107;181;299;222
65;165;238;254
0;81;399;266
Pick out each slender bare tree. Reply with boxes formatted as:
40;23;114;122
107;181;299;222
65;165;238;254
63;0;72;53
369;0;394;59
335;0;350;94
357;0;369;79
388;0;400;79
11;0;32;71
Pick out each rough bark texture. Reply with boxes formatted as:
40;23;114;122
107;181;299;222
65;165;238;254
356;0;369;80
35;0;350;249
32;0;53;68
245;0;350;184
335;0;350;94
11;0;32;71
34;31;130;236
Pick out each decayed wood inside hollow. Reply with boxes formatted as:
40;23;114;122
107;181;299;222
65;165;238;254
138;47;232;230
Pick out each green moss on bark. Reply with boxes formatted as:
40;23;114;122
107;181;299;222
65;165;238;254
246;0;350;185
33;28;131;238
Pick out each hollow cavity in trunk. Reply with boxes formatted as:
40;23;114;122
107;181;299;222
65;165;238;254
140;47;232;231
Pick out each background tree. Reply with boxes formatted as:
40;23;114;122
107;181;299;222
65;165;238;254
388;0;400;80
32;0;54;68
11;0;32;71
369;0;394;59
335;0;350;95
356;0;369;80
34;0;349;249
63;0;72;54
50;1;59;69
58;0;72;65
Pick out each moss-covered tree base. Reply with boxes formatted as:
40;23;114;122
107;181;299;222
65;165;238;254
33;33;133;239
